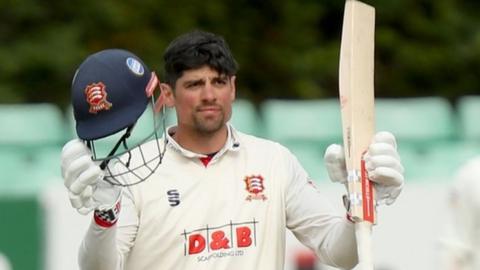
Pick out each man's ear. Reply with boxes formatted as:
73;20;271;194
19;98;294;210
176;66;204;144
152;83;175;113
160;83;175;107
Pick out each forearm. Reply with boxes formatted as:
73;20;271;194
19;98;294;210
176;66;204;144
315;218;358;269
290;212;358;269
287;191;359;268
79;221;123;270
78;188;138;270
285;151;359;269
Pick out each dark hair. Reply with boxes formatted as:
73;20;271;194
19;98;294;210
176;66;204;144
163;30;238;86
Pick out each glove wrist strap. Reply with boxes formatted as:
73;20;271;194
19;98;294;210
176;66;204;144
342;194;354;223
93;200;121;228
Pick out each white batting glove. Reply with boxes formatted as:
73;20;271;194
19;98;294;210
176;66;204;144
324;131;404;206
324;144;348;184
61;139;122;215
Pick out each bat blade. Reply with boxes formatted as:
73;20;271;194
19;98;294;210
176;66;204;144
340;0;375;224
339;0;376;269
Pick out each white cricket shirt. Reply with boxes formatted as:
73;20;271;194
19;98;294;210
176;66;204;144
79;124;357;270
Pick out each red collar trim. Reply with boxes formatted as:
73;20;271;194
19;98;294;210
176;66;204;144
199;155;214;167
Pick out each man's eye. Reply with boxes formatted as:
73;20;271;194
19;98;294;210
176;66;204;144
187;81;202;88
214;79;227;85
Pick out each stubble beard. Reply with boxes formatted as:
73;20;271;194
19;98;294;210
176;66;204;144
192;110;226;136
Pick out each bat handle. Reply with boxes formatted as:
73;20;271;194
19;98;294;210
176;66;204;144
355;221;374;270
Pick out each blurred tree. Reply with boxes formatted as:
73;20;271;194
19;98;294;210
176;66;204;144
0;0;479;108
374;0;480;101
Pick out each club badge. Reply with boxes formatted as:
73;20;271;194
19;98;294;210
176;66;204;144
84;82;112;114
244;175;267;201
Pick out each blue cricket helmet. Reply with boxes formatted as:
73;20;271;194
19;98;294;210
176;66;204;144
71;49;153;140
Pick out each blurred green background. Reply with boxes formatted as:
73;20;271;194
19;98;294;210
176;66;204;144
1;1;480;270
1;0;480;108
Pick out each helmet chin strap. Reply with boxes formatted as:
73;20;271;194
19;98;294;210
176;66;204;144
93;124;135;170
87;124;135;170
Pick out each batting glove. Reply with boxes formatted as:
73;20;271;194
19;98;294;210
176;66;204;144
324;131;404;205
61;139;122;218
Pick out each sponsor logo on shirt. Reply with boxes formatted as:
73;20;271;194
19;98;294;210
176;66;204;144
244;175;267;201
167;189;180;206
182;219;259;262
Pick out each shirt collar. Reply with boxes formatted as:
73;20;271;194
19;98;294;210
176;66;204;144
165;123;241;159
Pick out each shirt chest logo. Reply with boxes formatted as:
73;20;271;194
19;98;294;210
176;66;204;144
244;175;267;201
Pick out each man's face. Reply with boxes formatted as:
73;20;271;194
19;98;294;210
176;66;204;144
172;65;236;135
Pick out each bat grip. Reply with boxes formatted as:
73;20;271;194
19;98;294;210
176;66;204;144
355;221;374;270
347;169;362;220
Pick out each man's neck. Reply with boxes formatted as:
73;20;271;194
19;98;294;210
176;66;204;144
172;125;229;155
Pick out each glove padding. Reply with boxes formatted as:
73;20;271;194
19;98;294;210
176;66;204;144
61;139;122;215
324;131;404;205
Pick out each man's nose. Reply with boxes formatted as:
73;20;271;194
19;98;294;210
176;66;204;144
200;83;216;101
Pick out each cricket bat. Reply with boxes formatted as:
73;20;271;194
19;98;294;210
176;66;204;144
338;0;376;269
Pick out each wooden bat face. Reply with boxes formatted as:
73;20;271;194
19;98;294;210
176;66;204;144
339;0;376;223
